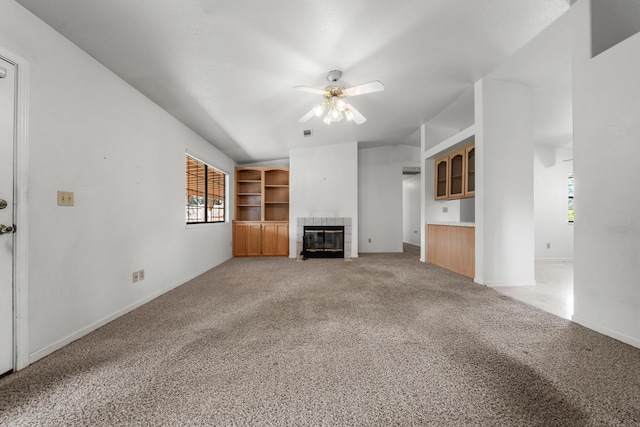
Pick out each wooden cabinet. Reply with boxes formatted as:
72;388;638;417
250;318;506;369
427;224;475;278
261;222;289;256
233;167;289;257
233;222;288;257
465;144;475;196
434;155;449;200
233;222;262;256
434;142;475;200
448;148;465;199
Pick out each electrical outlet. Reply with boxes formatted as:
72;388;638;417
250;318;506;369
368;238;372;243
546;243;551;249
132;271;139;283
139;269;145;280
442;206;448;213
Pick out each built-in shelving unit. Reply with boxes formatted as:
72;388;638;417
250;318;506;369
264;169;289;222
233;167;289;257
235;168;263;221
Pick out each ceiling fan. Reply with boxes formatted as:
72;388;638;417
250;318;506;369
294;70;384;125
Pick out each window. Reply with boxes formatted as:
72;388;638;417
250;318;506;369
185;155;227;224
568;174;574;223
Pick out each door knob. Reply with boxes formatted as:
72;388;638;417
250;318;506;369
0;224;14;235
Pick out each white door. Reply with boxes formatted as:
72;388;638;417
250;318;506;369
0;57;15;375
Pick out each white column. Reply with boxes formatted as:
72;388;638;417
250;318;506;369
474;78;535;286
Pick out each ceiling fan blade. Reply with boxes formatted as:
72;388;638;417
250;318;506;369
344;81;384;97
345;103;367;125
298;106;318;123
293;85;327;95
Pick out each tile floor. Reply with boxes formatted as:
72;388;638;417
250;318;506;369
493;261;574;320
402;244;574;320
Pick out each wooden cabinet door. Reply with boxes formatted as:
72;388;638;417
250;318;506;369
262;223;289;256
233;222;262;256
465;144;475;196
448;149;465;199
434;155;449;200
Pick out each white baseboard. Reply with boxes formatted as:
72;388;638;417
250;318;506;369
535;257;574;262
29;259;230;365
572;315;640;349
485;280;537;287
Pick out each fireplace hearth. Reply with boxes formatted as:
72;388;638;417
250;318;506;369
301;226;344;259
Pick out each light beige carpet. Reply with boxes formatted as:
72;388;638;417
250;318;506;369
1;251;639;426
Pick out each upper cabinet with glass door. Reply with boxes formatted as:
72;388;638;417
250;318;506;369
434;142;475;200
465;144;475;197
434;155;449;200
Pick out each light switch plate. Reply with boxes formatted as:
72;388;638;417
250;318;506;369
57;191;74;206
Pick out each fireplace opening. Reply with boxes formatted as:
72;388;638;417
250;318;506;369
302;226;344;259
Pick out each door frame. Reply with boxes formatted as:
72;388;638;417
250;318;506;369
0;46;30;371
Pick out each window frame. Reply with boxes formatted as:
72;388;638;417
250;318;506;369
185;154;228;225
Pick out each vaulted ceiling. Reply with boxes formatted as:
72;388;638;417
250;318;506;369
15;0;572;164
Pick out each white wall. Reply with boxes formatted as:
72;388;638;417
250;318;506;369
0;2;236;364
289;142;358;257
591;0;640;57
475;78;535;286
359;145;420;253
571;0;640;348
534;144;574;260
403;174;421;245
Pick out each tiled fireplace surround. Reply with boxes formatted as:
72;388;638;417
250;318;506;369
296;217;352;259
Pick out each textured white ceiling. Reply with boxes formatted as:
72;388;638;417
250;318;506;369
15;0;571;163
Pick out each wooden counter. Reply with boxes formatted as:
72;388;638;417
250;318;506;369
426;224;475;278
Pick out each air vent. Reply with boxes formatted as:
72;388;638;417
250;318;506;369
303;129;313;137
402;167;421;175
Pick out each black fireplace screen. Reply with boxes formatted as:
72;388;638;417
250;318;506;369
302;226;344;259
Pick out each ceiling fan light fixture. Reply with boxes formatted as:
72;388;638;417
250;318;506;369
334;97;346;112
345;109;355;121
329;108;343;122
295;70;384;126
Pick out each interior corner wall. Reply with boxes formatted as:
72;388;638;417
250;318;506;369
534;144;574;260
289;142;358;257
571;0;640;348
474;78;535;286
1;2;236;364
358;145;420;253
